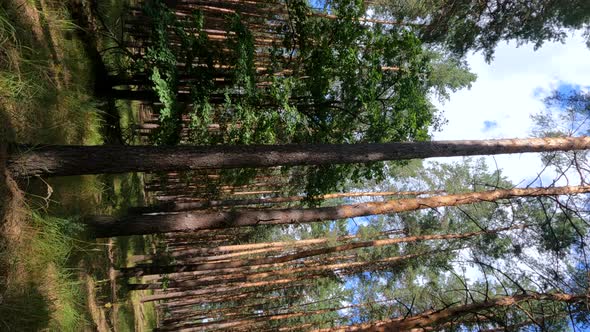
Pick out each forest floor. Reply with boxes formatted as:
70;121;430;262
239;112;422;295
0;0;156;330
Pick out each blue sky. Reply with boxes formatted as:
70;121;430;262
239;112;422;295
430;32;590;301
346;216;373;234
482;120;498;132
309;0;328;10
432;33;590;184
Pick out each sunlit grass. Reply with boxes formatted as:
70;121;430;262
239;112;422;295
0;1;102;146
0;0;157;330
0;209;89;331
27;212;88;331
0;1;105;330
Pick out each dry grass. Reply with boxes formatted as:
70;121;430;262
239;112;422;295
0;143;25;290
0;0;102;330
0;144;47;331
0;147;25;246
0;166;89;330
0;0;156;330
0;0;103;146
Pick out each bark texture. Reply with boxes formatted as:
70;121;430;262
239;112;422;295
90;184;590;237
128;190;441;213
8;136;590;177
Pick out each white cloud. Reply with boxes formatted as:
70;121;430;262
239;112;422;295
432;34;590;184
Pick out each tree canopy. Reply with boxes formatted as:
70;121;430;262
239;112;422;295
375;0;590;61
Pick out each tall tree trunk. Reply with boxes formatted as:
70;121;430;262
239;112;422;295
120;225;520;276
159;281;312;309
7;136;590;177
165;228;404;262
138;254;358;284
90;185;588;237
128;190;442;214
142;275;309;302
161;293;304;325
166;301;382;331
128;251;430;290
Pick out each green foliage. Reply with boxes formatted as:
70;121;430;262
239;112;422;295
228;13;257;96
150;67;180;144
278;2;434;144
184;10;217;144
161;274;170;290
121;1;475;198
265;0;442;197
141;1;181;144
138;2;219;145
375;0;590;61
426;50;477;101
533;88;590;137
539;212;587;254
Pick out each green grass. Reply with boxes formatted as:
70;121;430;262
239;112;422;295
0;0;159;330
141;300;158;330
0;211;89;331
0;0;103;145
0;179;153;332
116;305;135;332
28;213;88;332
0;281;51;331
0;6;17;44
0;1;100;328
21;172;152;329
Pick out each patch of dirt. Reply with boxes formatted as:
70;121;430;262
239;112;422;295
84;274;112;332
41;264;65;326
37;0;71;86
0;148;42;332
12;0;44;42
0;143;26;298
0;144;25;243
107;238;120;331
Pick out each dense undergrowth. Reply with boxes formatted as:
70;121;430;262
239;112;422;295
0;0;154;330
0;1;102;145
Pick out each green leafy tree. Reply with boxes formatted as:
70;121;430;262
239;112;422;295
375;0;590;61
